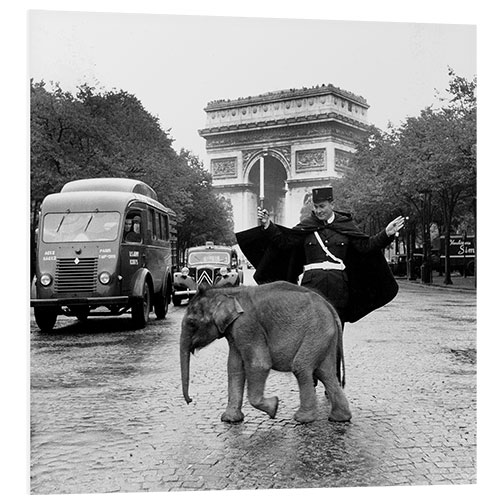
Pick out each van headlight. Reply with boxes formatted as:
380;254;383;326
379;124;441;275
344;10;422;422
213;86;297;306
40;274;52;287
181;267;189;277
99;272;111;285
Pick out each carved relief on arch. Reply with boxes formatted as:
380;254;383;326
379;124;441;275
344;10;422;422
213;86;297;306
211;157;238;178
296;148;326;171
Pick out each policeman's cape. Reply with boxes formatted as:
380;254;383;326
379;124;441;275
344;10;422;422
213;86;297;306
236;211;399;323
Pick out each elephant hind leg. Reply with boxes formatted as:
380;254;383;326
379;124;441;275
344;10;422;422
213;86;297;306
292;368;318;423
316;356;352;422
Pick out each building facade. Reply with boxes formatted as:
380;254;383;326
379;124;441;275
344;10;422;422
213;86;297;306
199;84;369;233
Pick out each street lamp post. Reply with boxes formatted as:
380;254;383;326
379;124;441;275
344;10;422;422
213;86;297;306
259;156;264;209
420;190;433;284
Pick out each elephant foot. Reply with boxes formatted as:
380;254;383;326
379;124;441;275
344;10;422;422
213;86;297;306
221;408;244;423
264;396;279;419
293;408;318;423
328;407;352;422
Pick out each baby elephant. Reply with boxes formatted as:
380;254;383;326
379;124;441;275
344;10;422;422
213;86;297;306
180;281;352;424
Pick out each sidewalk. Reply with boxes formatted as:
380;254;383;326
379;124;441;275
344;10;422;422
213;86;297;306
397;272;476;293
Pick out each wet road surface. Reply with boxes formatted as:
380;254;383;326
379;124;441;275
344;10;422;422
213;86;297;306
30;280;476;493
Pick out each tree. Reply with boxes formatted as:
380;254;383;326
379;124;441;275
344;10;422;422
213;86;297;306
174;150;235;259
334;126;407;230
30;81;235;274
336;70;476;285
392;69;476;284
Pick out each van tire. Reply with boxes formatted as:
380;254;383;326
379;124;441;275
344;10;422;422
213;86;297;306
34;307;57;332
154;284;169;319
131;281;151;328
172;294;182;307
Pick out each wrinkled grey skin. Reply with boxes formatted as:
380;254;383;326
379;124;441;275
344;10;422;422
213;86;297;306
180;281;351;424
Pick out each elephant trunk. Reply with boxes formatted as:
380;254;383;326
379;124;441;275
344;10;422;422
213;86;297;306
180;333;193;404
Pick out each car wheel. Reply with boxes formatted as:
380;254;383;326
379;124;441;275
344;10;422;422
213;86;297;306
131;281;151;328
34;306;57;332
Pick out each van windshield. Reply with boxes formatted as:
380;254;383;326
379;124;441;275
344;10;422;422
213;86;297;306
43;212;121;242
188;251;231;266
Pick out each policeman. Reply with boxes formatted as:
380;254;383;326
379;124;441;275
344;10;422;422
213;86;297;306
238;187;405;325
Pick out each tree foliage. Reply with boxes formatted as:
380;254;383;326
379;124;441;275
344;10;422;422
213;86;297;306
30;80;235;262
334;70;476;283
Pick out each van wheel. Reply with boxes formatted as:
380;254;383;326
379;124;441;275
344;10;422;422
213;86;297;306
172;294;182;307
34;307;57;332
131;281;151;328
154;285;168;319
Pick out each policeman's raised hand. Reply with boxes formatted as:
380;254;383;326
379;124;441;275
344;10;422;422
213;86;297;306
257;207;270;229
385;216;406;237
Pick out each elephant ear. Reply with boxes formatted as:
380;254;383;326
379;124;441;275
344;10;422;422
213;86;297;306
213;296;244;335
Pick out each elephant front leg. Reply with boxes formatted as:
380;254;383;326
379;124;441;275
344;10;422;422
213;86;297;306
246;366;279;419
221;345;245;423
244;347;278;419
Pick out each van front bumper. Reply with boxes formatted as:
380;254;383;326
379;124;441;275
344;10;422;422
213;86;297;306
30;297;130;308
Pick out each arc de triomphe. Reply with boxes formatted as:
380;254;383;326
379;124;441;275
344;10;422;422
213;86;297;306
199;84;369;233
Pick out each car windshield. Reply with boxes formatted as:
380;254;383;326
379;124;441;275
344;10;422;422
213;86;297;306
188;251;230;266
42;211;121;242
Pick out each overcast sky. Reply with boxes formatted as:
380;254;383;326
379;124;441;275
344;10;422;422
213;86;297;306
29;10;476;166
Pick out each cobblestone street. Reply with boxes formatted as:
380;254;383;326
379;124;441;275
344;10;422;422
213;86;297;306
30;279;476;495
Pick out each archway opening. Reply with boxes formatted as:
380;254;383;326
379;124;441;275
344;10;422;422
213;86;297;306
248;155;287;225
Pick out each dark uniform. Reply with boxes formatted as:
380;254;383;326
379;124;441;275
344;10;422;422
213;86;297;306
236;188;398;324
263;213;393;323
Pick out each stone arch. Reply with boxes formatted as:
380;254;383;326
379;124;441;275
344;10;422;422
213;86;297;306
246;153;288;225
200;84;369;231
243;148;291;183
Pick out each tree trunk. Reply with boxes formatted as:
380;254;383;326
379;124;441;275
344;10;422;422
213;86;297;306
443;227;453;285
441;191;455;285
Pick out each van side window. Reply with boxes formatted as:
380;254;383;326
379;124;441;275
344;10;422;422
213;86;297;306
148;209;155;241
124;214;143;243
154;211;160;241
160;214;169;241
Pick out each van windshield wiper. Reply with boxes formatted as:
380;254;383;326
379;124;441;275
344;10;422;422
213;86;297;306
56;210;70;232
84;215;93;232
83;210;99;232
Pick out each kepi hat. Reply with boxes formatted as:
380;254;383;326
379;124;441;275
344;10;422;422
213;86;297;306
312;187;333;203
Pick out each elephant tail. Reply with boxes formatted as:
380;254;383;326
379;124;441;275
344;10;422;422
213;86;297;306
337;341;346;388
333;311;346;388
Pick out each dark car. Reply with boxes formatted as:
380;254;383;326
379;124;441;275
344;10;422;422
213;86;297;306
389;253;421;277
172;242;243;306
390;252;440;277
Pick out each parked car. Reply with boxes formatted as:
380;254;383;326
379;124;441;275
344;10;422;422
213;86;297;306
172;242;243;306
389;253;421;277
389;252;440;277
